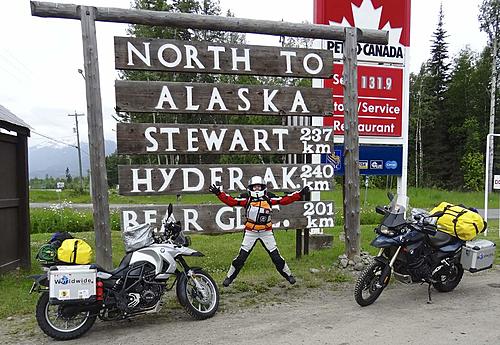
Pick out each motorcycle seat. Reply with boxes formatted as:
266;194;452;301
428;230;459;248
91;252;132;276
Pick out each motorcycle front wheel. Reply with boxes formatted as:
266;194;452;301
177;269;219;320
354;260;390;307
35;292;97;340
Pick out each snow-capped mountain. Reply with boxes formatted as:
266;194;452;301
28;140;117;178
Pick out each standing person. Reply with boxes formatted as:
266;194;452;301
209;176;309;287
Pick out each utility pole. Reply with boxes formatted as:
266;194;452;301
68;111;85;192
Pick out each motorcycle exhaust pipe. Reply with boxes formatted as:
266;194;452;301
60;303;102;317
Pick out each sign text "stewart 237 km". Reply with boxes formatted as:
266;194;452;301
117;124;334;155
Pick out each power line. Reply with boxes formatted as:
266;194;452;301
31;130;77;149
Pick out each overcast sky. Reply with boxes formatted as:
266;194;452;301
0;0;488;149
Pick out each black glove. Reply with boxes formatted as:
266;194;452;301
299;185;310;196
209;184;221;195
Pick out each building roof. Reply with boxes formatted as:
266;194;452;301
0;104;31;130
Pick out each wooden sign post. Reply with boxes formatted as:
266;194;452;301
31;1;388;266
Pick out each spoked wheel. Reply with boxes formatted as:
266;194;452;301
433;263;464;292
177;269;219;320
35;293;96;340
354;261;390;307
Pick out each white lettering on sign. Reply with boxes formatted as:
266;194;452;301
158;168;177;192
127;41;151;66
184;45;205;69
183;209;203;231
290;91;309;113
124;40;332;76
333;120;396;135
231;48;251;71
303;53;323;75
155;86;178;110
153;85;311;114
139;127;293;153
238;88;250;111
280;51;297;74
127;166;333;193
157;43;182;67
207;46;225;70
263;89;279;112
207;87;228;111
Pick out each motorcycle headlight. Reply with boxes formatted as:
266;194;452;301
379;225;395;237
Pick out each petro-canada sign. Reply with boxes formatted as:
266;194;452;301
314;0;410;143
314;0;410;64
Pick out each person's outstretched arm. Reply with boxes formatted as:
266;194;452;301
269;186;310;205
209;184;247;207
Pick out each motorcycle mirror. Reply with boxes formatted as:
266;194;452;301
375;206;387;215
167;203;173;218
387;192;394;201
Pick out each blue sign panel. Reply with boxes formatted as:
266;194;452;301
322;145;403;176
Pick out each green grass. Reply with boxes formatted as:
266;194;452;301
2;223;500;321
32;187;500;208
323;187;498;210
0;226;353;320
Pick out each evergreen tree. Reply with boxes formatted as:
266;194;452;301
419;5;452;188
65;167;72;183
428;4;451;105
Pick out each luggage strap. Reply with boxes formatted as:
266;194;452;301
71;240;78;264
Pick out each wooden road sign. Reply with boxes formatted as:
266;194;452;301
121;201;335;233
116;123;334;155
118;164;334;195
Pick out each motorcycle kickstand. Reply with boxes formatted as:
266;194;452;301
427;283;433;304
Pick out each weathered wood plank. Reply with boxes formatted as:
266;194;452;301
30;2;388;44
118;164;334;195
80;6;113;270
115;37;334;78
115;81;333;116
116;123;334;155
343;27;361;259
120;201;335;233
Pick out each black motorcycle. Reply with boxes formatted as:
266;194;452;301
354;194;465;306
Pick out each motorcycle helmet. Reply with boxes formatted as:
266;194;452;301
247;176;267;198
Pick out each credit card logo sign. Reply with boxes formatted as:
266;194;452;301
359;160;369;169
327;150;342;171
385;161;398;170
370;160;383;169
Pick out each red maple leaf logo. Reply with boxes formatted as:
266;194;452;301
314;0;410;46
372;0;410;46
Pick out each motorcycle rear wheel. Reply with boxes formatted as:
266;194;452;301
432;263;464;292
354;261;390;307
177;269;219;320
35;292;97;340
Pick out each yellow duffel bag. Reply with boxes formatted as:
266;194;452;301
57;239;93;264
430;202;486;241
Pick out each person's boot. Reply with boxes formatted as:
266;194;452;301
223;277;232;287
286;275;296;285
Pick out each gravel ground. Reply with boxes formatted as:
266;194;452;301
2;268;500;345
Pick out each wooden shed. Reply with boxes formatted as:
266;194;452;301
0;105;31;273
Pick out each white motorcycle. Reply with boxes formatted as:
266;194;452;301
30;204;219;340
